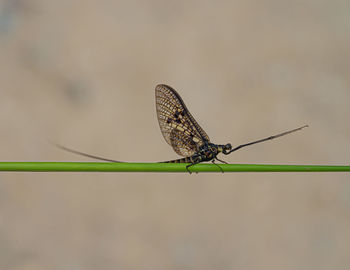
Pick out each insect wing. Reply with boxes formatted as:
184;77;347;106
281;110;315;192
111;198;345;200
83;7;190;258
155;84;210;157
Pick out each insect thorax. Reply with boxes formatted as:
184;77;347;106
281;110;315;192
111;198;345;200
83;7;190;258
195;143;218;161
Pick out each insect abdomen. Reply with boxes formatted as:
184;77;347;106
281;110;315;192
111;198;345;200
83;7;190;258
161;156;194;163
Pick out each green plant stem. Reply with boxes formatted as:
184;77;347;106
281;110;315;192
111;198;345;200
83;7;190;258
0;162;349;173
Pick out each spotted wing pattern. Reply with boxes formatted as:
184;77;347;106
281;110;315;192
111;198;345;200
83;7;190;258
155;84;210;157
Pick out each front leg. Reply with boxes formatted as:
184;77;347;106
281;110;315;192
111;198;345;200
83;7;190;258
211;159;224;173
215;157;228;164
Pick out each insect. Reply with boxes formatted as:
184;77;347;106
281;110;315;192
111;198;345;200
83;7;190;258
155;84;308;173
55;84;308;173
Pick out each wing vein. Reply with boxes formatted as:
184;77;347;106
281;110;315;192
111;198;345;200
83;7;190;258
155;84;210;157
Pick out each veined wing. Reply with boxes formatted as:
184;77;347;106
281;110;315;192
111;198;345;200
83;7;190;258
155;84;210;157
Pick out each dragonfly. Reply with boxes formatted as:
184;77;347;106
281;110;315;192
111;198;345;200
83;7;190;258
55;84;308;173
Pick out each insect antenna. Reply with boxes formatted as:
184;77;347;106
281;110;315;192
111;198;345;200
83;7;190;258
51;141;124;163
225;125;309;155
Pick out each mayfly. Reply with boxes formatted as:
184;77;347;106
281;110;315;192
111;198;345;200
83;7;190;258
155;84;307;173
55;84;308;173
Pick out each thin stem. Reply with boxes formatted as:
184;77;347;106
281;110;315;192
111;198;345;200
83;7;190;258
0;162;349;173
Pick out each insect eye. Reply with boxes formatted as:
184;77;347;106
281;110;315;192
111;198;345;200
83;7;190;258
225;143;232;150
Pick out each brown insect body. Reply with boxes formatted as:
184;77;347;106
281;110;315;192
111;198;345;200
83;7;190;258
156;84;233;172
156;84;307;173
164;143;224;163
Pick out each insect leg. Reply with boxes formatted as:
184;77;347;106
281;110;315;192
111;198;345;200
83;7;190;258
186;162;200;174
186;163;199;174
215;157;228;164
211;159;224;173
185;156;202;174
185;163;194;174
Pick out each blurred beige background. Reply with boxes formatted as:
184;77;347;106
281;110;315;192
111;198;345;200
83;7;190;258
0;0;349;269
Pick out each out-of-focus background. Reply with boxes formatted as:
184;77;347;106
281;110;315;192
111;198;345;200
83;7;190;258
0;0;349;269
